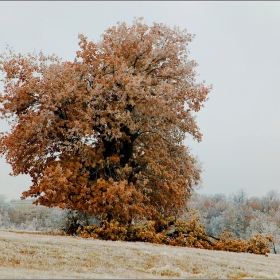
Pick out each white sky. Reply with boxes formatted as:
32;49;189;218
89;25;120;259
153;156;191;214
0;1;280;200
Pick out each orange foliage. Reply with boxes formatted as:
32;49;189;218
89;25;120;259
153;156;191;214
248;199;263;211
77;210;274;255
0;18;210;224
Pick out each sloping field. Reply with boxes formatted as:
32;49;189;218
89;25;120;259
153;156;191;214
10;200;46;212
0;229;279;279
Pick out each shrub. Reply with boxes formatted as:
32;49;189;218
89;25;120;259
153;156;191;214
76;209;274;255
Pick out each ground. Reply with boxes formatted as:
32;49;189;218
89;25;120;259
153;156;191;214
0;229;280;279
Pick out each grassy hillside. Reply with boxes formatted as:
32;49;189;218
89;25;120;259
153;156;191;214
0;230;280;279
10;199;41;211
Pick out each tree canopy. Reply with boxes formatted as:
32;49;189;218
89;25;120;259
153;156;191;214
0;18;211;224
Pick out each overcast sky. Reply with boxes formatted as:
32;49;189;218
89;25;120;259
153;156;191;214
0;1;280;201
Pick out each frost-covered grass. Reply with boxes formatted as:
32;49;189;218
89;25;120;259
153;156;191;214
0;229;280;279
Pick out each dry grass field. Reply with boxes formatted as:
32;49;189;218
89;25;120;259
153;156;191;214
0;229;280;279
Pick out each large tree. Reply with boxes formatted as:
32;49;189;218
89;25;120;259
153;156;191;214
0;18;210;224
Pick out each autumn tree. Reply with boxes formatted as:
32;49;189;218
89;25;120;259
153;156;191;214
0;18;210;226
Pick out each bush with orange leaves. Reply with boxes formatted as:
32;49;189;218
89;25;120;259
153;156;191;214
77;210;274;255
248;234;275;255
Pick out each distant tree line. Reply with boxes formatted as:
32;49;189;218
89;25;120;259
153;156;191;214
0;196;67;232
188;189;280;254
